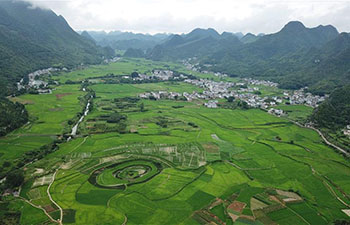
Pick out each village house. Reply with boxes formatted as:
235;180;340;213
268;108;285;116
343;125;350;137
204;100;218;108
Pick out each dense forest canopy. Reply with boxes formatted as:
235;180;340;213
311;85;350;129
0;98;28;136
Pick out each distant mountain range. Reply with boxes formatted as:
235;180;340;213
142;21;349;94
0;0;113;96
84;29;265;53
83;31;170;51
147;28;243;61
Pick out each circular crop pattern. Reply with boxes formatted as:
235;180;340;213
89;159;162;189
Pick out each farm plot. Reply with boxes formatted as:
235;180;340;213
33;174;54;187
93;159;162;188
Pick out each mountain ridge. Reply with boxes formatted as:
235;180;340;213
0;0;113;96
146;21;347;94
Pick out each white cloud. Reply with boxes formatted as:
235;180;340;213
24;0;350;34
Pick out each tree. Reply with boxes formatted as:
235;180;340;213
2;161;11;168
140;103;145;112
227;96;235;102
5;170;24;188
131;72;140;78
254;91;262;95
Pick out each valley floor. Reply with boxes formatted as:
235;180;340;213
1;58;350;225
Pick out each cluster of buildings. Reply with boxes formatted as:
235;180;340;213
343;125;350;138
204;100;219;108
138;78;284;109
185;79;235;94
125;70;188;81
183;58;199;71
17;67;64;92
139;91;182;100
138;77;326;112
103;57;120;64
184;79;283;108
285;89;326;108
268;108;285;117
243;78;278;87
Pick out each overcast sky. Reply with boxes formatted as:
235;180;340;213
25;0;350;34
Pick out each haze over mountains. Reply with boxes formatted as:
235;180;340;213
84;31;170;51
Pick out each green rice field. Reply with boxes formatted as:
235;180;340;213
2;58;350;225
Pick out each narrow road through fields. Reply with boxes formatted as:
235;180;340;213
294;121;349;157
48;170;63;225
311;127;349;157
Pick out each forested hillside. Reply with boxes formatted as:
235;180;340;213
311;85;350;129
0;0;113;96
0;98;28;136
148;28;242;61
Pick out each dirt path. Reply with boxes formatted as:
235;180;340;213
286;206;311;225
323;181;350;208
226;161;242;170
19;197;58;224
72;136;88;151
310;127;349;157
47;170;63;225
293;122;349;157
122;215;128;225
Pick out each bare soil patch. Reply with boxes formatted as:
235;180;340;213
228;212;239;222
34;168;44;174
49;108;64;111
55;93;72;100
208;198;223;210
33;174;54;187
202;143;220;153
43;205;56;213
100;155;127;164
10;97;34;105
276;189;302;203
251;197;268;210
228;201;246;213
269;195;283;204
342;209;350;217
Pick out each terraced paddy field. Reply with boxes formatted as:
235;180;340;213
2;59;350;225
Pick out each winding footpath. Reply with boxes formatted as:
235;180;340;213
19;197;58;224
122;215;128;225
47;170;63;225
